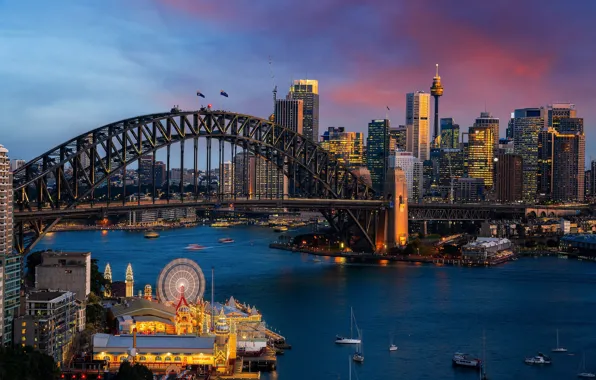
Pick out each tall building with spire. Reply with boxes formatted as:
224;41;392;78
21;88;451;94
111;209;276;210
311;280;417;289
406;91;431;161
430;64;444;147
103;263;112;297
125;263;134;298
288;79;319;142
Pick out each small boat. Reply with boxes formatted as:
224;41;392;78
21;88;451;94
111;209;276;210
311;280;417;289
389;344;398;351
336;307;361;344
273;226;288;232
552;329;568;352
186;244;205;251
313;258;322;263
218;238;234;244
352;330;364;363
144;231;159;239
525;352;551;365
558;254;569;259
453;352;482;368
578;353;596;378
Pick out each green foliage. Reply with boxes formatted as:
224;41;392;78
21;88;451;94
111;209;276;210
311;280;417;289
115;361;153;380
0;346;58;380
90;259;108;296
85;301;105;330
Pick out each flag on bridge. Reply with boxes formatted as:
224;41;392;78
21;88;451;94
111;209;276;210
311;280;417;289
196;91;205;98
386;106;390;111
220;90;229;98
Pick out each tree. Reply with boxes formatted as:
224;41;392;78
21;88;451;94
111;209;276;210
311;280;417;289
90;259;109;296
0;346;58;380
116;362;153;380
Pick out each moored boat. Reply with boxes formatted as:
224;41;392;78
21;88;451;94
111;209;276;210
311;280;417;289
336;307;361;344
452;352;482;368
578;352;595;378
218;238;234;244
525;352;551;365
273;226;288;232
552;329;568;352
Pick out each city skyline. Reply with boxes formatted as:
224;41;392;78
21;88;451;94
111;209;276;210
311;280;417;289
2;1;596;164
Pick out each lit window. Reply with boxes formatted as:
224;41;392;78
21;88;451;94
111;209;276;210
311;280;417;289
174;356;181;362
21;322;26;327
165;357;172;361
21;329;25;334
21;337;25;341
139;356;146;361
155;356;162;361
103;356;110;362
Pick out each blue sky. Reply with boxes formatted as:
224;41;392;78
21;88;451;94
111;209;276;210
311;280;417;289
2;0;596;163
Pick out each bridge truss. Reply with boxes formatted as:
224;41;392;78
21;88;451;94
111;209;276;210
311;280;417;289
12;109;378;254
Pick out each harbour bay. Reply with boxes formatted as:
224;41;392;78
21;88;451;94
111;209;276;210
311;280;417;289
36;226;596;380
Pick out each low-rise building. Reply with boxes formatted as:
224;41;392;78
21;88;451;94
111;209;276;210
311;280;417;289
35;251;91;301
462;238;512;261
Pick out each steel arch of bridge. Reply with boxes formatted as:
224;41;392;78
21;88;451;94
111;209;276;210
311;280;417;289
12;109;376;254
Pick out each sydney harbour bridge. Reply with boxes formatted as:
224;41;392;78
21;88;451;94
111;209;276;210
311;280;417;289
11;108;588;255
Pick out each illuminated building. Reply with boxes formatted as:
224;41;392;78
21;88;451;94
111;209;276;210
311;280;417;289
474;112;499;150
552;120;585;202
389;152;423;203
220;161;233;197
321;127;364;168
104;263;112;297
274;99;303;134
125;263;134;298
537;129;555;197
0;144;11;344
513;108;545;201
288;79;319;142
430;64;444;147
367;119;390;193
467;125;494;189
547;103;576;131
232;152;287;199
389;126;407;152
494;153;523;203
440;118;459;149
406;91;431;161
144;285;152;300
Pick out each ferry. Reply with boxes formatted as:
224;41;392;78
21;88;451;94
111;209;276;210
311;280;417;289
273;226;288;232
524;353;551;365
452;353;482;368
186;244;205;251
218;238;234;244
144;231;160;239
211;222;230;228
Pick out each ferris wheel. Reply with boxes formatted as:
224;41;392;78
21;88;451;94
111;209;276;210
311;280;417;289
156;258;206;304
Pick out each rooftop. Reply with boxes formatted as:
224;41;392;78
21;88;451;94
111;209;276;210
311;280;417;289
464;237;511;249
110;298;176;321
41;251;90;258
93;333;215;353
27;290;71;301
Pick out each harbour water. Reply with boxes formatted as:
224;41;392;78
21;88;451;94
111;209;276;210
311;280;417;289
37;226;596;379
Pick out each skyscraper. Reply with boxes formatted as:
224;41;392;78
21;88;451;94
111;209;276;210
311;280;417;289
513;108;545;201
274;99;304;134
467;126;494;189
474;112;499;150
440;118;459;149
548;103;576;131
288;79;319;142
323;127;364;168
1;144;19;346
429;64;444;146
9;160;24;172
494;153;523;203
406;91;431;161
552;118;585;202
220;161;233;196
389;152;423;203
367;119;391;193
439;148;464;201
389;126;407;152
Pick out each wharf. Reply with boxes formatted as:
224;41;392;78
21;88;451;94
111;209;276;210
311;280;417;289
270;243;516;267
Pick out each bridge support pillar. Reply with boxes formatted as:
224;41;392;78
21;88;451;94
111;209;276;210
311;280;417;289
375;168;408;252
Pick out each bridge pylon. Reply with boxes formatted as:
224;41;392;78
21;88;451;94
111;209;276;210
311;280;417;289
376;167;408;252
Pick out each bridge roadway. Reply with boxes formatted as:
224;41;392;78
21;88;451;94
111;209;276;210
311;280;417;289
13;199;589;221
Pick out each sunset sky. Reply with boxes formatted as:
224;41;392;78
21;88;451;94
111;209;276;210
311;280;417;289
1;0;595;162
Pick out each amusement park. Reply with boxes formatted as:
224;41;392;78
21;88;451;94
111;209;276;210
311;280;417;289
72;258;288;379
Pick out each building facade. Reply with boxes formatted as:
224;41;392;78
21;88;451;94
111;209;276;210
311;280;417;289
513;108;545;201
467;125;494;189
552;129;585;202
440;118;459;149
389;126;407;152
474;112;499;150
288;79;319;142
366;119;391;193
321;127;364;168
274;99;304;134
406;91;431;161
494;153;523;203
389;152;423;203
35;251;91;301
14;290;78;365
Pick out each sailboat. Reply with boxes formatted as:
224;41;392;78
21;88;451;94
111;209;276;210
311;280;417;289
336;307;361;344
389;333;398;351
577;353;596;378
552;329;568;352
353;330;364;363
